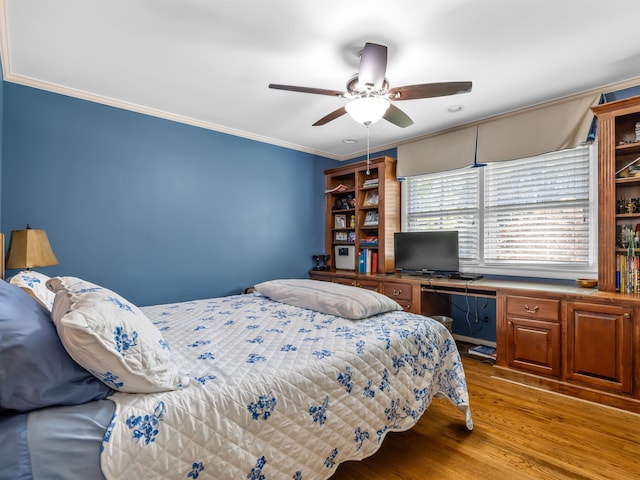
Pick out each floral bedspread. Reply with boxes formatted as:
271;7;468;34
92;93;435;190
101;293;472;479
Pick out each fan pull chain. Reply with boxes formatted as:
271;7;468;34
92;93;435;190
366;122;371;175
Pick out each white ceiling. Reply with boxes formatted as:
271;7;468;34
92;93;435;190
2;0;640;160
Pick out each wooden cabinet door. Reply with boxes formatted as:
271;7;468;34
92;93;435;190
564;302;633;393
506;316;561;377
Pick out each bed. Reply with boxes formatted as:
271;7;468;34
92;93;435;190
0;252;472;479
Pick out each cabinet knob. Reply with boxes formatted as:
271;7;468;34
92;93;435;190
392;289;402;296
523;304;539;314
624;312;631;319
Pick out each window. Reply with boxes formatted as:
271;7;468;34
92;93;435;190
404;168;480;262
402;144;596;279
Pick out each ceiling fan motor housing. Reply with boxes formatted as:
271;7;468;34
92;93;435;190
347;74;389;97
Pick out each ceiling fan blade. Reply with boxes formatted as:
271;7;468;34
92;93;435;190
358;43;387;91
313;106;348;126
383;104;414;128
388;81;472;100
269;84;346;97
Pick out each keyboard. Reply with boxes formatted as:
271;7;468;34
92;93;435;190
449;273;483;281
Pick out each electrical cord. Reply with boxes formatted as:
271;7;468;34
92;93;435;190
424;280;485;335
463;282;483;336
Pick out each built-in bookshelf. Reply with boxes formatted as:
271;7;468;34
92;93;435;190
324;156;399;273
594;96;640;292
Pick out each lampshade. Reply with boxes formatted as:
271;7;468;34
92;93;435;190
345;97;390;125
6;225;59;270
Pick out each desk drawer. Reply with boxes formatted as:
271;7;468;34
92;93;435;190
383;282;412;302
507;295;559;321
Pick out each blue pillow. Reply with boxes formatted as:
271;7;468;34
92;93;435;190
0;280;112;412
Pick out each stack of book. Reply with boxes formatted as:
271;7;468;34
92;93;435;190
357;249;378;273
467;344;496;361
616;254;640;293
360;236;378;247
362;178;378;188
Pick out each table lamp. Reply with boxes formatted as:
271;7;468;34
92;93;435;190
6;224;59;271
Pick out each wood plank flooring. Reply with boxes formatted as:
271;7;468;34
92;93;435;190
332;356;640;480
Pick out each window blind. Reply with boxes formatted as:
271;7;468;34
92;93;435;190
405;168;480;262
484;146;591;265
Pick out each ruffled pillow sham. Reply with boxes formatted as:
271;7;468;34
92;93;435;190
47;276;187;393
9;270;56;311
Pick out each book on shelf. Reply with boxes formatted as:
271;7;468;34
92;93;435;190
362;178;379;188
360;236;378;247
357;248;377;273
325;184;349;194
616;253;640;293
468;344;496;360
358;249;366;273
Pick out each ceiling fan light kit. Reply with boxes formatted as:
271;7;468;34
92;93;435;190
269;42;472;129
345;96;390;125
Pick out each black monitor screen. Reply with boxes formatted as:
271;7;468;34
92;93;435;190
394;231;459;274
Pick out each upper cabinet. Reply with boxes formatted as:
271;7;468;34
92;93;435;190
593;96;640;293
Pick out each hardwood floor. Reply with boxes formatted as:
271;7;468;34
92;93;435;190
332;356;640;480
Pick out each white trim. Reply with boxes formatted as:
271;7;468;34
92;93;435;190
0;0;9;77
0;0;638;163
3;70;349;160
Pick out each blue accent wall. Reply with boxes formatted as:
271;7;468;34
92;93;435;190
0;59;3;228
451;294;496;344
1;83;339;305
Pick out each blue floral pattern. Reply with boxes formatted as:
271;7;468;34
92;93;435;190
113;326;138;356
125;401;166;445
187;462;205;479
101;293;472;480
309;395;329;426
247;393;277;421
93;370;123;389
247;456;267;480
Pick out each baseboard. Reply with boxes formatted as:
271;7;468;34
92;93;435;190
453;334;496;348
492;365;640;414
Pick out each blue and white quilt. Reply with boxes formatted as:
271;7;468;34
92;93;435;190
101;293;472;479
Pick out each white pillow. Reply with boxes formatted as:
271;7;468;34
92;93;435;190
47;276;187;393
254;279;402;320
10;270;56;311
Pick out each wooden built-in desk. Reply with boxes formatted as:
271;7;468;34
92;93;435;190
309;270;640;412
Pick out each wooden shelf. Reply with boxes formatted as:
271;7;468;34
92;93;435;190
616;176;640;184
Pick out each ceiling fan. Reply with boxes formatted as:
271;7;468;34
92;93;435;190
269;42;472;128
